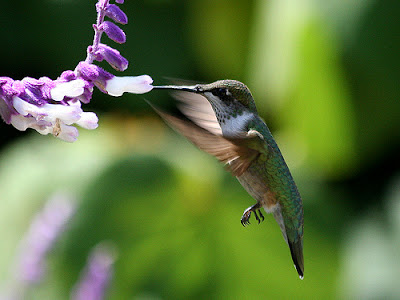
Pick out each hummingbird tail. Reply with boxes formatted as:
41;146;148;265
272;206;304;279
288;239;304;279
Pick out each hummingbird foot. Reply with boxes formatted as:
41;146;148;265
254;209;264;223
241;203;263;226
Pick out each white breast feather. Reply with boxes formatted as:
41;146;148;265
204;92;254;137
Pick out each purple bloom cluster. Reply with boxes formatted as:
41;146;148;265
71;243;117;300
0;0;153;142
1;193;116;300
15;193;75;284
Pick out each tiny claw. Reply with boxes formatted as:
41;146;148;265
241;208;252;226
258;209;265;222
254;210;261;224
241;215;251;227
241;203;262;226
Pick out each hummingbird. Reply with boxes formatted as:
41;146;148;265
151;80;304;279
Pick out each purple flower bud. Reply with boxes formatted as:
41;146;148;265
58;70;78;82
105;4;127;24
99;21;126;44
0;77;17;123
115;0;124;4
77;80;95;104
76;62;102;81
15;77;56;106
38;76;59;100
94;43;128;71
1;78;16;101
76;62;114;93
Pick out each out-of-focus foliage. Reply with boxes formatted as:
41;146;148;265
248;0;356;177
0;119;339;299
1;0;400;299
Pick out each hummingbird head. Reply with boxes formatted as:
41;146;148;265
153;80;258;118
196;80;257;114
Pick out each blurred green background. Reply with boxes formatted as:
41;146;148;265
1;0;400;299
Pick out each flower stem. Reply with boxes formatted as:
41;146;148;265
85;0;110;64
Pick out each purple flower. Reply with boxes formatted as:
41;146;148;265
71;243;117;300
14;193;75;283
0;0;154;142
0;74;99;143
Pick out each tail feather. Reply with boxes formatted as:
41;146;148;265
288;239;304;279
272;205;304;279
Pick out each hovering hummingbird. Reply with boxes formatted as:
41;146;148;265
151;80;304;279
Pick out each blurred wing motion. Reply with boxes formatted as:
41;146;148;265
172;90;222;135
149;93;262;177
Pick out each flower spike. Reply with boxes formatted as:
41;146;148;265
0;0;153;142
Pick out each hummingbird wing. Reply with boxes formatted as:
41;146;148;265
171;91;268;153
150;104;261;177
171;90;223;135
171;91;269;171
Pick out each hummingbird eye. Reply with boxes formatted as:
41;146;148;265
212;88;227;98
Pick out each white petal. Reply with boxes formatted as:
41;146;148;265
10;114;36;131
76;112;99;130
56;123;79;143
12;96;82;125
41;102;82;125
50;79;86;101
11;92;98;143
13;97;36;116
105;75;153;96
35;126;53;136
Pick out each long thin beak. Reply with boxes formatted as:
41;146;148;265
152;85;201;93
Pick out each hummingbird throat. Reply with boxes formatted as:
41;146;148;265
204;92;254;136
